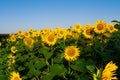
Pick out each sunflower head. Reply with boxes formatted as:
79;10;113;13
94;20;106;34
11;46;17;53
29;28;33;33
24;37;34;47
83;24;94;39
41;28;51;34
32;30;40;37
10;34;16;42
56;29;66;39
106;24;118;33
101;61;118;80
71;32;79;40
74;23;82;33
44;32;57;46
24;32;30;38
55;26;61;33
18;30;23;35
8;55;16;64
64;46;80;61
9;71;22;80
18;34;24;39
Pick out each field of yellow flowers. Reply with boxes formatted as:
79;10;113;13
0;20;120;80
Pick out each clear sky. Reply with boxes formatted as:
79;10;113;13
0;0;120;33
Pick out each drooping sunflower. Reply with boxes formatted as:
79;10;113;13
11;46;17;53
9;71;22;80
24;37;34;47
10;34;16;42
94;20;106;34
106;24;118;33
83;24;94;39
101;61;118;80
44;32;57;46
64;46;80;61
74;23;82;33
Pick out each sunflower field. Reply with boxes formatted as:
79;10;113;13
0;20;120;80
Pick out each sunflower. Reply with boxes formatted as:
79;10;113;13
18;30;23;35
18;34;24;39
74;23;82;33
9;71;22;80
11;46;17;53
71;32;79;40
94;20;106;34
41;28;51;34
24;37;34;47
29;28;33;33
32;30;40;37
55;26;61;33
106;24;118;33
83;24;94;39
45;32;57;46
101;61;118;80
63;29;72;40
8;55;16;64
64;46;80;61
10;34;16;42
24;31;30;38
56;28;66;39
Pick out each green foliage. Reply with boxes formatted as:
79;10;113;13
42;64;66;80
0;75;8;80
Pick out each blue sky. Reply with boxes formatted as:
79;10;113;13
0;0;120;33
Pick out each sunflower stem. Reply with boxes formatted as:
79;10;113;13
46;59;50;72
64;39;66;46
51;58;53;66
68;61;71;74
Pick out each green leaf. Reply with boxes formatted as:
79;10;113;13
50;64;66;75
45;51;54;60
100;52;113;61
53;53;63;63
0;58;3;64
80;76;90;80
0;75;8;80
39;48;53;60
86;65;95;74
112;20;120;23
34;59;46;70
71;59;86;72
39;48;49;54
18;66;25;71
42;64;67;80
27;65;40;78
42;74;54;80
